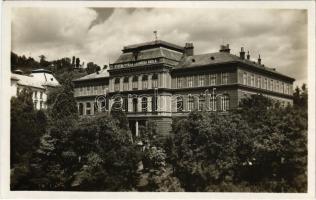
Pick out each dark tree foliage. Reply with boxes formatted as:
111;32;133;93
75;58;80;68
86;62;101;74
11;52;40;72
171;111;253;191
169;90;307;192
10;89;47;190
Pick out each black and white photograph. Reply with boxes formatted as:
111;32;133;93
0;1;315;199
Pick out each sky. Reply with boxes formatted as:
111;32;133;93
11;7;307;86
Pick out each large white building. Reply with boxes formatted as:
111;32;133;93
11;69;60;110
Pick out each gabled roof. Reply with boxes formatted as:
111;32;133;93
73;69;109;82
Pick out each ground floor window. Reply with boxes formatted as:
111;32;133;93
198;95;206;111
188;95;194;111
133;98;138;112
209;96;217;111
220;95;230;111
141;97;148;112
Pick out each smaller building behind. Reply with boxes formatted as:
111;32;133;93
11;69;60;110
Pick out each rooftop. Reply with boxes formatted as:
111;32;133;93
122;40;184;53
73;69;109;82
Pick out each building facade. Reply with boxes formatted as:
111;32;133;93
73;40;295;136
11;69;60;110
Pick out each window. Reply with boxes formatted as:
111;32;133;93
152;74;158;88
276;81;279;92
282;83;285;93
258;76;261;88
87;86;90;91
198;95;206;111
79;103;84;115
132;76;138;90
188;95;194;111
176;77;182;88
114;78;120;91
220;95;230;111
270;80;274;91
243;72;247;85
142;75;148;89
187;76;194;87
80;87;83;92
33;100;37;108
209;95;217;111
176;96;183;112
222;73;228;85
141;97;148;112
198;75;205;86
250;74;254;87
152;96;158;111
34;91;38;99
123;97;128;112
40;92;43;99
210;74;216;86
123;77;129;91
264;78;267;89
132;98;138;112
94;86;97;91
86;102;91;115
40;101;43;109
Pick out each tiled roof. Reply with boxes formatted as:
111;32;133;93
73;69;109;82
175;52;294;79
114;47;183;64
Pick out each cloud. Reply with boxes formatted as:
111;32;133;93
88;8;114;30
11;7;307;86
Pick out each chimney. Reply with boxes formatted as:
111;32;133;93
240;47;245;59
184;43;194;56
258;54;262;65
247;51;250;60
219;44;230;53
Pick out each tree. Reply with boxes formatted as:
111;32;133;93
10;89;48;190
72;56;75;67
75;58;80;68
86;62;101;74
171;111;253;191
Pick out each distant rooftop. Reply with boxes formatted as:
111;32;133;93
73;69;109;82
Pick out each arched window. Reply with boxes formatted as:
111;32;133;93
176;96;183;112
141;97;148;112
152;74;158;88
198;95;206;111
123;77;129;91
132;76;138;90
79;103;84;115
114;78;120;91
142;75;148;89
133;98;138;112
209;95;217;111
220;95;230;111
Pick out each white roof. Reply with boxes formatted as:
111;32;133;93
11;69;60;89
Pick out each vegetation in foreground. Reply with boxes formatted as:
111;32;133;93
10;81;307;192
